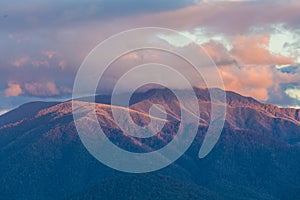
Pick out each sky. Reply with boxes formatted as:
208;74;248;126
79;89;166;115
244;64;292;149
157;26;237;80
1;0;300;114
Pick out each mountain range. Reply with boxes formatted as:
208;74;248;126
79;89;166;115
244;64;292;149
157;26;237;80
0;88;300;200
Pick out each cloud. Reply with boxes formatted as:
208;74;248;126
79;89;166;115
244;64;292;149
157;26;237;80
0;0;196;32
285;87;300;101
1;0;300;108
24;81;60;97
230;34;295;65
156;28;297;67
58;60;66;69
32;60;50;67
185;33;298;102
3;0;299;36
218;63;300;104
202;41;236;66
11;56;30;68
159;27;299;103
131;1;300;34
268;24;300;63
42;50;57;59
266;81;300;108
275;65;299;74
220;65;274;101
4;82;23;97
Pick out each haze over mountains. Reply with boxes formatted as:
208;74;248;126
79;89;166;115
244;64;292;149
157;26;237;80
0;88;300;200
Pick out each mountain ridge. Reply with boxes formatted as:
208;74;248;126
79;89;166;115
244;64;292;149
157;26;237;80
1;88;299;129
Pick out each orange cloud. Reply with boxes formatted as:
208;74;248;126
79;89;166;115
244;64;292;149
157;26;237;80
196;36;297;101
12;56;30;68
4;82;23;97
220;65;274;101
24;81;60;97
230;35;295;66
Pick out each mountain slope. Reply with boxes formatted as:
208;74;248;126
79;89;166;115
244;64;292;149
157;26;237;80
0;101;59;127
68;174;223;200
0;89;299;199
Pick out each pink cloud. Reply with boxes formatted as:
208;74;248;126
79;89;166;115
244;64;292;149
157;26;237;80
220;65;274;101
202;41;236;66
58;60;66;69
4;82;23;97
42;50;57;59
199;36;297;101
12;56;30;68
230;34;295;66
128;1;300;34
24;81;60;97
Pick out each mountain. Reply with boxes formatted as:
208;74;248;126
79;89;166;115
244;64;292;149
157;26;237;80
69;174;222;200
0;88;300;200
0;101;59;127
